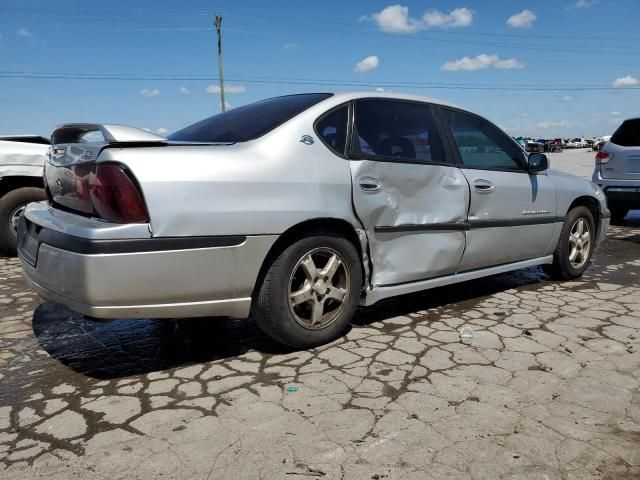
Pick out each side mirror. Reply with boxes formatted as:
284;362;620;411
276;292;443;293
528;153;549;173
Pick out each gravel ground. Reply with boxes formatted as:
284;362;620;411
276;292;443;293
0;150;639;479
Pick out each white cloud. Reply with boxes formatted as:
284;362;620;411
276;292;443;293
423;7;473;28
366;5;473;33
610;111;621;116
375;87;392;92
282;43;298;49
179;86;191;95
156;128;169;136
371;5;422;33
537;120;571;129
506;9;536;28
568;0;599;9
612;75;639;87
17;28;33;38
442;54;523;71
355;55;379;73
561;95;575;101
139;88;160;97
206;84;246;94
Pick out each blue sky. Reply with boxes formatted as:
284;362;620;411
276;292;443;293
1;0;639;138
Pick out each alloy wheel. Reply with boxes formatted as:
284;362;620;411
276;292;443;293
568;217;591;269
9;205;26;236
288;247;350;330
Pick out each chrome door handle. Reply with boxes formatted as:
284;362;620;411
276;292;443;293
358;176;382;192
473;179;495;193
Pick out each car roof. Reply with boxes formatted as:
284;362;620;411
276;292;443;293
327;91;463;110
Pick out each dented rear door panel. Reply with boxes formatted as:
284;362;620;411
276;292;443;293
350;160;469;286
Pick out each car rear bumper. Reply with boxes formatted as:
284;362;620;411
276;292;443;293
18;202;277;319
593;169;640;207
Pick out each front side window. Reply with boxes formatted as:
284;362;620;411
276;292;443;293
168;93;332;143
351;100;445;164
441;109;525;170
611;119;640;147
316;105;349;156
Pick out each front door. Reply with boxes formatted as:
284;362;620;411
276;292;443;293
438;107;557;272
348;99;470;287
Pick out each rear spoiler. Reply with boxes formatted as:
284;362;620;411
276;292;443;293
51;124;165;145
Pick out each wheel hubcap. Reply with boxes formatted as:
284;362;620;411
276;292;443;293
9;205;26;236
568;217;591;269
288;247;350;330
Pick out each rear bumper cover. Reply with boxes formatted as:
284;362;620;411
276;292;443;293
18;203;277;319
593;169;640;207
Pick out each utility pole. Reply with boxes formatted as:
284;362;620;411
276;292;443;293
214;14;226;112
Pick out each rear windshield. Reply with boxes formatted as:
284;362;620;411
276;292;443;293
168;93;332;143
610;119;640;147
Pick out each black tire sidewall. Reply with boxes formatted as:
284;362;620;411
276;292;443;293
0;187;47;252
256;234;362;349
555;206;596;278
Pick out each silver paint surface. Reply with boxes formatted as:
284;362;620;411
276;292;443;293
350;160;469;286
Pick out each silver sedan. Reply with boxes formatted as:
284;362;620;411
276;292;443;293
18;92;609;348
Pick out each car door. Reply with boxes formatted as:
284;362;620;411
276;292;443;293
348;99;470;287
438;107;557;272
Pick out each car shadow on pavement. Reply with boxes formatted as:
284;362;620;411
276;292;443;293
31;303;292;380
31;266;548;380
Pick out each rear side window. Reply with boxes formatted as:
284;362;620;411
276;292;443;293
316;106;349;156
351;99;445;164
168;93;332;143
440;109;525;171
610;119;640;147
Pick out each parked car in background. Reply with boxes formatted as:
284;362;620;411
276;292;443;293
593;135;611;151
593;118;640;223
0;136;49;253
18;92;609;348
571;138;587;148
526;140;543;153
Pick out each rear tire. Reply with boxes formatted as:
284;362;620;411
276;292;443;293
543;206;595;280
609;206;629;225
254;232;362;349
0;188;47;255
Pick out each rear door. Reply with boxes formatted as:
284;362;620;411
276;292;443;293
348;99;469;287
437;107;557;272
602;119;640;180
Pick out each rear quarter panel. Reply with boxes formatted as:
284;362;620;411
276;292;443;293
99;113;357;237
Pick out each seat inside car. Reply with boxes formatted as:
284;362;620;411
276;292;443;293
378;136;416;159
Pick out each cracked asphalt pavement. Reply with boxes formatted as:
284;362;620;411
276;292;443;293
1;153;639;479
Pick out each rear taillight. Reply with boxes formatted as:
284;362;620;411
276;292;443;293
595;151;612;164
89;164;149;223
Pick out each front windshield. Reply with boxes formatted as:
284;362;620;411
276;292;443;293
168;93;332;143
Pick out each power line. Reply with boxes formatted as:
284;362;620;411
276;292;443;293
0;71;637;91
0;70;631;88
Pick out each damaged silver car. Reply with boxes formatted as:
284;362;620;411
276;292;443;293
18;92;609;348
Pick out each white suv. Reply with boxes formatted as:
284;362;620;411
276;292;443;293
593;118;640;222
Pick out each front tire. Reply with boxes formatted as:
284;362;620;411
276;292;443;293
0;187;47;254
543;206;595;280
254;233;362;349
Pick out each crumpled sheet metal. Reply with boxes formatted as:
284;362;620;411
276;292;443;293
351;160;469;286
